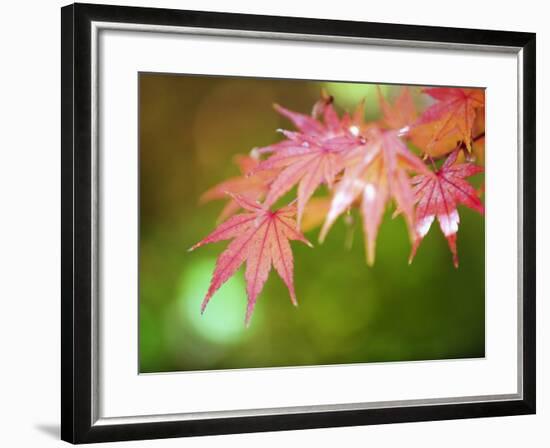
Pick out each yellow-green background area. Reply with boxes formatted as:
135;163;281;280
139;73;485;373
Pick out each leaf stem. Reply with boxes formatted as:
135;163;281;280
427;155;437;171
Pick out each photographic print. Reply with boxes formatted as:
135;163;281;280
62;5;535;442
139;74;486;373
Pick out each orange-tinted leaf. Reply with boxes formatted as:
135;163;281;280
416;88;484;152
300;196;332;232
410;123;461;158
200;155;278;221
471;109;486;165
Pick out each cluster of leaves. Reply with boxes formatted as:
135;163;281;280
190;87;485;325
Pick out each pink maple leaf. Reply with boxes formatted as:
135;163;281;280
253;97;366;226
320;128;429;265
409;149;484;267
190;194;312;325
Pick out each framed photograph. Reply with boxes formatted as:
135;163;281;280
61;2;536;444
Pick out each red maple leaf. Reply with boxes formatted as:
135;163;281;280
416;87;484;152
200;155;278;222
254;98;366;226
320;129;429;265
409;149;484;267
189;194;312;325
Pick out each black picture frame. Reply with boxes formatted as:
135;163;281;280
61;2;536;444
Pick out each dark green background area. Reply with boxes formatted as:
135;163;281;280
139;74;485;373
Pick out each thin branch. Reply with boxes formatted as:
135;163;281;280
425;132;485;162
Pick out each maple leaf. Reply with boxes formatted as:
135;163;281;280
189;194;312;325
320;129;429;265
416;87;484;152
409;149;484;267
253;98;366;226
378;87;417;131
200;155;278;222
471;110;486;165
377;86;458;158
300;196;332;232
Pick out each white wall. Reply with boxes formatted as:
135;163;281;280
0;0;546;446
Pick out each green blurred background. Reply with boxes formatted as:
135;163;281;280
139;73;485;373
